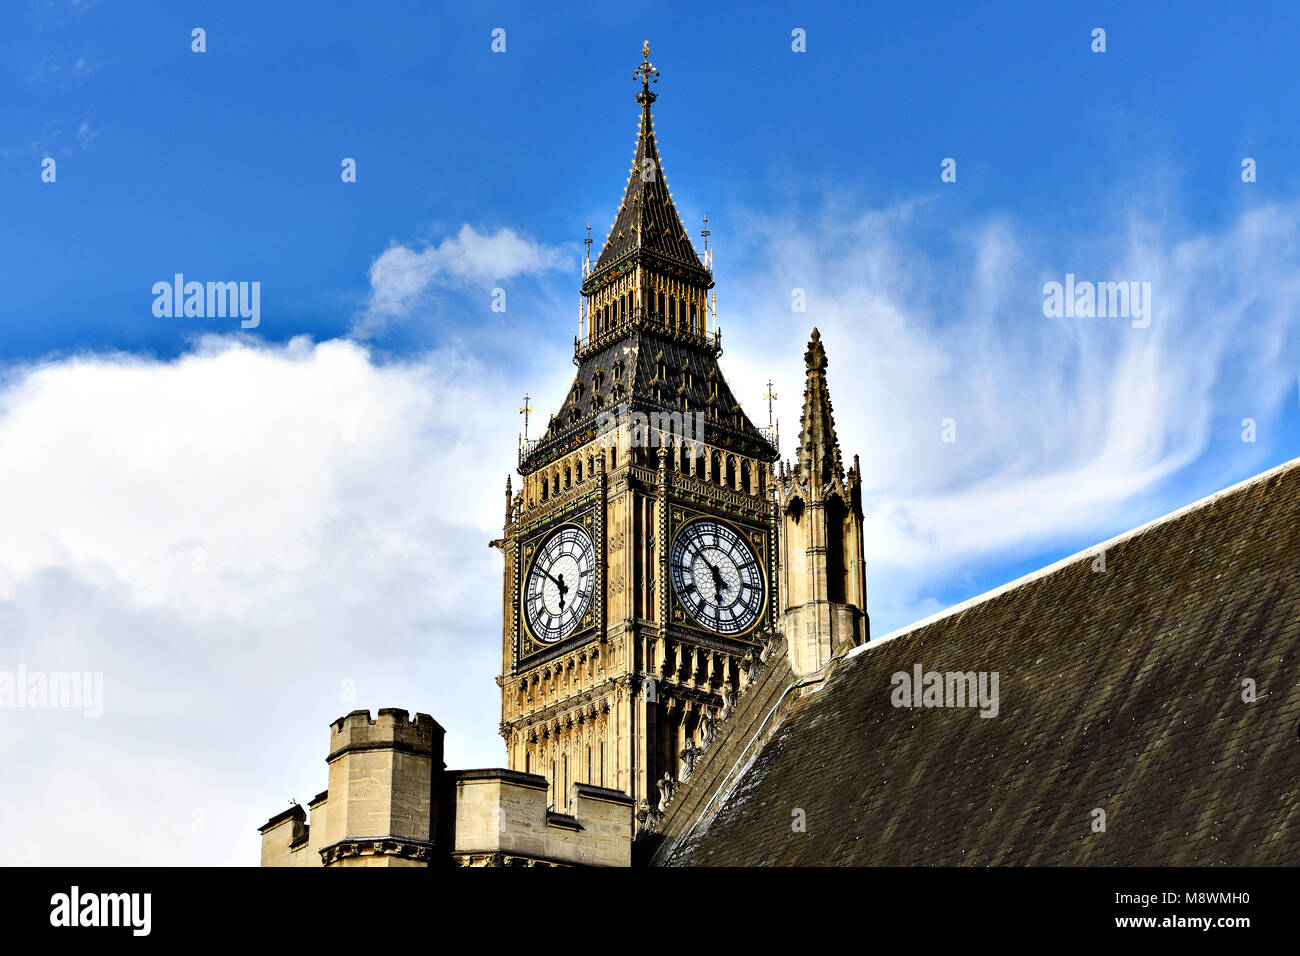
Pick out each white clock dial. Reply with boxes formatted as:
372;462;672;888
671;519;764;636
524;526;596;643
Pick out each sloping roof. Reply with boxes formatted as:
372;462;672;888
664;458;1300;865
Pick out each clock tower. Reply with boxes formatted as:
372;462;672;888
494;43;782;824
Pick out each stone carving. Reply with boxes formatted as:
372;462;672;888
719;679;738;721
699;713;717;745
656;772;677;812
636;798;662;834
680;743;701;779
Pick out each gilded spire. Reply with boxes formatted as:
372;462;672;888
634;40;659;103
587;42;709;283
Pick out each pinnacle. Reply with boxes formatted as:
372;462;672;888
804;328;828;372
796;328;843;486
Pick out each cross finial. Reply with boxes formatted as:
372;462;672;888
635;41;659;99
519;393;533;441
763;380;779;430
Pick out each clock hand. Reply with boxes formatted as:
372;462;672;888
695;555;729;598
556;572;569;610
708;564;728;595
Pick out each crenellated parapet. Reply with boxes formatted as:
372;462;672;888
259;708;633;867
327;707;442;762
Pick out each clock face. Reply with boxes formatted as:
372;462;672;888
671;519;765;636
524;525;596;644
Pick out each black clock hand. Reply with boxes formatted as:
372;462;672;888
696;555;729;598
556;573;568;610
708;563;728;595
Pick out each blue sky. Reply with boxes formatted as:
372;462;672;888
2;0;1299;864
8;0;1299;358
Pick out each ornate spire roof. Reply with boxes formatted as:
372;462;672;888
795;328;846;488
589;42;711;286
518;43;776;475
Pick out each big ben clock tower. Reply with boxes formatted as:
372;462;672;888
494;43;783;824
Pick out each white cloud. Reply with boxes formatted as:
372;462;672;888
0;336;521;864
74;119;101;150
356;225;570;334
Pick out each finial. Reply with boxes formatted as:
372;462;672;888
805;328;827;372
519;393;533;442
763;380;778;430
635;41;659;104
701;215;710;251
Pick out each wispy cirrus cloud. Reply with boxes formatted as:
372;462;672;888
719;196;1300;632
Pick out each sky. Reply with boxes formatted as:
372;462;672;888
1;0;1298;865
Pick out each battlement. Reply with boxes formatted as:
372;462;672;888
260;708;633;867
446;770;633;867
327;708;443;762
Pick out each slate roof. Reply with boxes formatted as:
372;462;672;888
663;458;1300;866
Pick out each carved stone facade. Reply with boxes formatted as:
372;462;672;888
498;46;792;822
